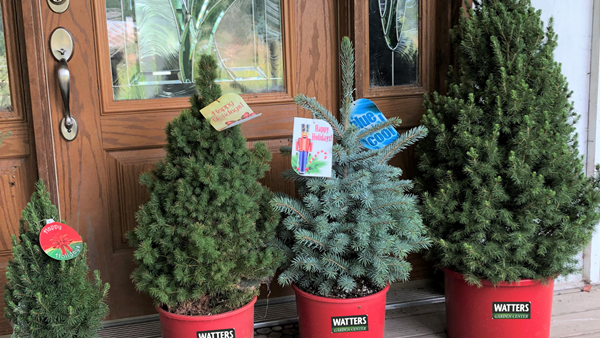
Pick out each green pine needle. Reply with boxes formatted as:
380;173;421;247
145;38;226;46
416;0;600;285
128;54;282;315
274;37;430;297
5;181;109;338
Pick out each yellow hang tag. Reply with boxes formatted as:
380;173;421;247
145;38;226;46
200;93;261;131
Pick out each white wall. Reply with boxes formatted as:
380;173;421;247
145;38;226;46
587;0;600;285
532;0;593;159
530;0;598;287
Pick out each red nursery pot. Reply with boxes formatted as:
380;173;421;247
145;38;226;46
157;296;257;338
293;283;390;338
444;268;554;338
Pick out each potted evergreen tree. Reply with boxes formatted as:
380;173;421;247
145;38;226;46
4;181;110;338
416;1;600;337
127;55;281;338
272;37;430;338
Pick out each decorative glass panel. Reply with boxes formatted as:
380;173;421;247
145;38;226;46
0;4;11;109
105;0;284;101
369;0;419;87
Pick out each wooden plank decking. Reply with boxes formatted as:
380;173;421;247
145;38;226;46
383;286;600;338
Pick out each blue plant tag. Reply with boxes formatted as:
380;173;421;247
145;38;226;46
349;98;399;150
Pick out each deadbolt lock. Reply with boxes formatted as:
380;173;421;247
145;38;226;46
48;0;69;14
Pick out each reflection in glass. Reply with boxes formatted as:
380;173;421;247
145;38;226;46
369;0;419;87
0;4;11;109
105;0;284;101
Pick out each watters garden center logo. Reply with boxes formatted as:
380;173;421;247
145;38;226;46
331;315;369;333
492;302;531;319
196;329;235;338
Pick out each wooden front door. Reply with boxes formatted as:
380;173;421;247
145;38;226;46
21;0;341;322
1;0;463;329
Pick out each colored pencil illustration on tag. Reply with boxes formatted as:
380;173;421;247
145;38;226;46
292;117;333;177
39;222;83;261
349;98;399;150
200;93;261;131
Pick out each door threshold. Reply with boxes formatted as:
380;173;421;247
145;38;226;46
96;279;444;337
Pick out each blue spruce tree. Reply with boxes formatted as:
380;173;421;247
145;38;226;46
128;55;281;315
272;37;430;297
416;0;600;285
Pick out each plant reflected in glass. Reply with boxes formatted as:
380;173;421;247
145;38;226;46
369;0;419;87
0;131;9;149
105;0;284;101
0;3;11;109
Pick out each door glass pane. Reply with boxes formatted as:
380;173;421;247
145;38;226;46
105;0;285;101
0;4;11;109
369;0;418;87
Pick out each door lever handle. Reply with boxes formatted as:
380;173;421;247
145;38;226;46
50;27;77;141
57;59;75;132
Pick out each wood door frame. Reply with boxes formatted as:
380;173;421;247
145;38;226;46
20;0;59;207
0;1;43;333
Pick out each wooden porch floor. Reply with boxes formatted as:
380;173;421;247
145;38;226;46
384;286;600;338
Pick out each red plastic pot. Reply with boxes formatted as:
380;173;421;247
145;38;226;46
293;283;389;338
444;268;554;338
157;296;257;338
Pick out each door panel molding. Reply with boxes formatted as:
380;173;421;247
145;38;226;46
0;122;32;158
0;157;37;258
106;147;165;253
99;102;300;151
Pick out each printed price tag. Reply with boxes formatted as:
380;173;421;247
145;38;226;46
200;93;261;131
291;117;333;178
39;222;83;261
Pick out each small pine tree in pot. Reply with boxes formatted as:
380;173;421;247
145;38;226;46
127;55;281;338
4;181;110;338
272;37;429;338
416;1;600;337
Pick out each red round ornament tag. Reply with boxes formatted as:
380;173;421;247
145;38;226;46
39;222;83;260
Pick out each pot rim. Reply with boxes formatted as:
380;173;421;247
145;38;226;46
292;283;390;304
156;296;257;321
442;268;554;287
